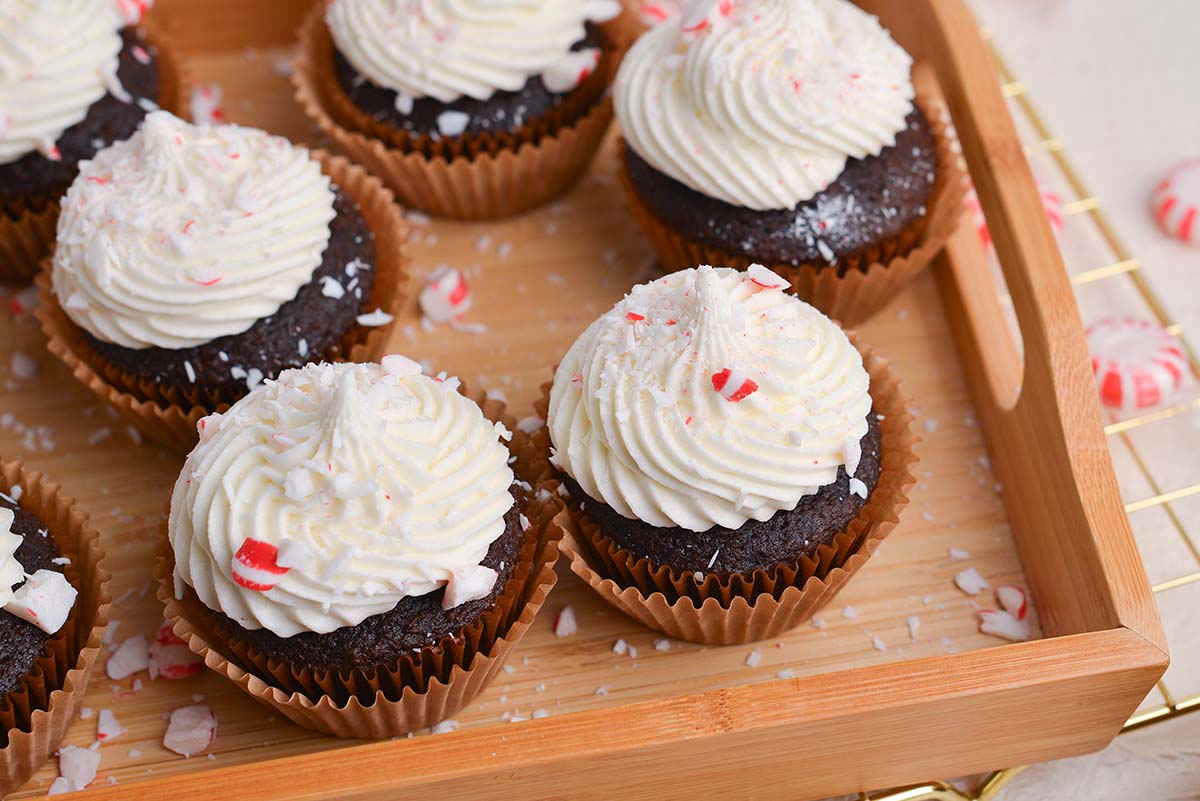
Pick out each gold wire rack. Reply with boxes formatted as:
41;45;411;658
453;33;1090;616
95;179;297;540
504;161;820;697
858;26;1200;801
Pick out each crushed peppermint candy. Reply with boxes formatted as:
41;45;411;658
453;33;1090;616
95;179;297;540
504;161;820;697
356;308;395;327
419;267;472;323
106;635;149;680
97;708;127;742
189;84;224;124
953;567;991;596
711;367;759;402
553;605;577;637
163;705;218;757
436;110;471;137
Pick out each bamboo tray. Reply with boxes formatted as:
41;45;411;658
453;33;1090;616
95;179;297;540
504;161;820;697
0;1;1168;798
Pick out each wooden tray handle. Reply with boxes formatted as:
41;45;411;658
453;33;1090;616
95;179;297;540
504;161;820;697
868;0;1165;643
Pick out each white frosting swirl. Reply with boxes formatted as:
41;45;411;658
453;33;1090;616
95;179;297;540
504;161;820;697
170;360;517;638
0;0;125;164
0;508;24;607
548;265;871;532
51;112;336;350
614;0;914;210
325;0;620;103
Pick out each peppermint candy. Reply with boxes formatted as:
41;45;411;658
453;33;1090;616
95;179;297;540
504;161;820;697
965;177;1063;249
1087;318;1185;411
148;620;204;680
542;49;601;94
231;538;288;591
1152;158;1200;245
189;84;224;125
746;263;788;290
711;367;759;402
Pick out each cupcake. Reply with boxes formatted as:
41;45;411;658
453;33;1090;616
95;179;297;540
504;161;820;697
38;111;407;452
294;0;623;218
159;360;559;737
0;461;108;795
614;0;963;326
542;265;915;643
0;0;184;284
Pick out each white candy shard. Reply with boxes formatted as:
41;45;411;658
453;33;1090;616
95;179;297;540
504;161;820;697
106;635;149;680
848;477;868;499
57;744;101;791
744;648;762;668
953;567;991;596
746;263;788;290
0;508;23;606
442;564;498;609
431;719;460;735
905;615;921;640
436;110;470;137
553;604;577;637
163;705;217;757
4;569;77;634
97;709;127;742
977;609;1032;642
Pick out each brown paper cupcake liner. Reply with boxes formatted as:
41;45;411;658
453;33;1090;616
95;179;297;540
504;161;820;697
542;340;917;644
293;5;616;220
0;19;188;286
154;392;563;738
36;151;410;454
0;461;110;796
619;93;965;328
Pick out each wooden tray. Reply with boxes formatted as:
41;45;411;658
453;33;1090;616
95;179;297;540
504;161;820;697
0;1;1167;798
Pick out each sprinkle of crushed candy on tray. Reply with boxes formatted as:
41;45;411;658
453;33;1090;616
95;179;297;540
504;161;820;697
149;621;203;680
653;637;671;652
502;664;516;674
612;638;628;656
97;708;127;742
744;648;762;668
419;267;472;323
948;547;970;560
811;616;827;629
842;605;861;620
594;685;609;696
977;609;1031;642
163;705;217;757
776;668;796;679
79;707;93;719
431;719;460;735
553;605;577;637
54;744;101;794
953;567;990;596
871;636;887;652
106;635;149;680
532;708;549;719
923;417;938;433
995;585;1029;621
906;615;921;640
10;352;36;380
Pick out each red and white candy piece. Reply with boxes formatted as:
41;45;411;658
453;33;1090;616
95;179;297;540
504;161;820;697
163;705;218;757
995;584;1028;621
1152;158;1200;245
106;634;149;680
419;267;472;323
231;538;289;591
746;263;788;291
553;604;578;637
442;564;498;610
115;0;152;25
1086;318;1186;411
965;177;1063;249
149;620;204;680
9;285;39;316
542;48;601;94
97;708;127;743
711;367;759;402
3;569;77;635
952;566;990;596
189;84;224;125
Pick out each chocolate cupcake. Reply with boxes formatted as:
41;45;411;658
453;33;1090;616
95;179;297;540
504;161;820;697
544;265;916;643
161;360;558;737
0;0;183;284
0;462;109;796
39;112;407;452
614;0;963;326
293;0;622;218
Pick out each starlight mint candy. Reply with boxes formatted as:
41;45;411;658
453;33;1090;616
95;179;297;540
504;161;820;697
544;264;917;643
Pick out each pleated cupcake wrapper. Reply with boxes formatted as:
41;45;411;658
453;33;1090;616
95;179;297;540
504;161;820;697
0;19;188;285
154;393;564;739
618;94;965;328
293;5;616;220
35;152;410;454
0;461;110;796
544;339;918;645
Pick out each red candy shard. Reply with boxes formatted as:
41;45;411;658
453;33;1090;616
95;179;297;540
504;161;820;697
231;538;288;591
149;620;204;680
746;263;787;290
625;312;645;322
977;609;1031;642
